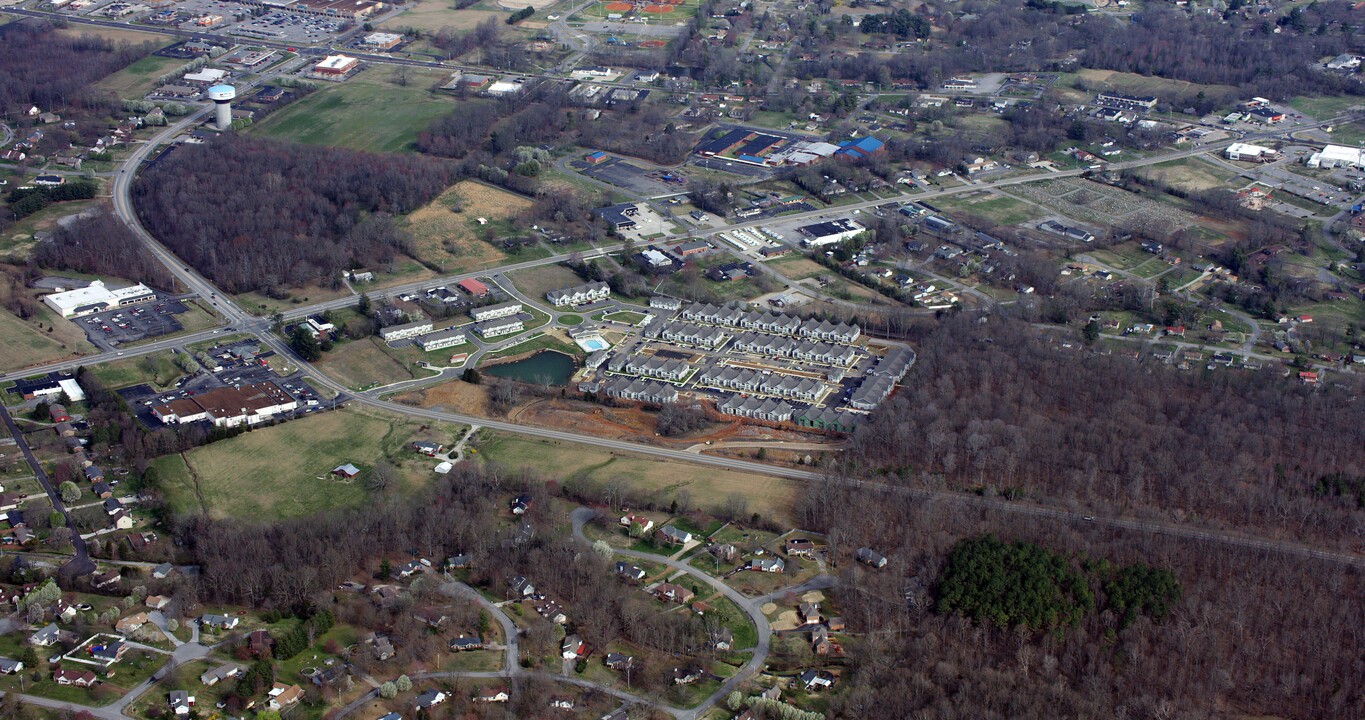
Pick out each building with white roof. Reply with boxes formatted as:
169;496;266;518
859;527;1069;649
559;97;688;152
44;280;155;318
1225;143;1278;162
183;68;228;85
1306;145;1365;170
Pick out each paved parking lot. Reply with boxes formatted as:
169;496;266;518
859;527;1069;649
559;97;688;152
76;297;190;350
118;340;331;428
576;157;681;196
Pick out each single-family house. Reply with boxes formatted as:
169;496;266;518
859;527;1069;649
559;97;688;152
656;526;692;546
200;613;239;630
508;576;536;598
268;683;304;710
0;658;22;675
561;634;585;660
652;583;695;604
448;634;483;652
614;562;646;581
605;652;634;671
93;570;122;588
53;669;97;687
30;624;61;646
474;687;509;703
413;689;447;710
799;669;834;690
744;557;785;573
115;612;149;634
169;690;195;715
785;538;817;557
200;664;242;686
856;547;888;568
619;513;655;534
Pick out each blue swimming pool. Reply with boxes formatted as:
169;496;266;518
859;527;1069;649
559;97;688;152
580;338;609;352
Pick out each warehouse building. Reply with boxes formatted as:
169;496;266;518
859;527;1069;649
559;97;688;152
44;280;155;318
798;219;865;247
152;382;297;427
1306;145;1365;169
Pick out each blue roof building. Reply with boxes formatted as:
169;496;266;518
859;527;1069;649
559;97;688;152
836;136;885;159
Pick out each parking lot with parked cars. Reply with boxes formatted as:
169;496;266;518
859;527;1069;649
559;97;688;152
117;340;335;428
77;297;191;350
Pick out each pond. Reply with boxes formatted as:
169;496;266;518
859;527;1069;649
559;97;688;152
481;350;577;386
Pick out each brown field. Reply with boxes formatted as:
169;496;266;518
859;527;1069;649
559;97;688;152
235;285;352;317
316;337;421;391
0;306;95;374
604;2;632;9
496;0;562;9
402;181;529;273
506;263;584;302
764;256;826;281
55;25;172;45
400;378;491;416
476;433;798;520
642;4;674;11
1136;159;1237;193
380;0;509;32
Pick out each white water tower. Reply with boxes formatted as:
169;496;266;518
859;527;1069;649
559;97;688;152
207;84;237;131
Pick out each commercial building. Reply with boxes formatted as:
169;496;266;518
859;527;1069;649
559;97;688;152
1306;145;1365;170
310;55;359;80
1094;92;1158;111
418;327;467;351
474;317;523;338
183;68;228;85
1225;143;1278;162
457;278;490;297
360;32;403;49
546;281;610;307
243;0;383;19
379;320;434;342
44;280;155;318
798;219;865;247
8;373;85;402
469;301;522;321
152;382;297;427
595;203;639;231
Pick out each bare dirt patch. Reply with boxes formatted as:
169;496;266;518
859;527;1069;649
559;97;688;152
382;0;509;32
399;379;491;416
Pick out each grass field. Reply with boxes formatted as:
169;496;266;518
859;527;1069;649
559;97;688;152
475;434;797;520
250;67;457;153
1289;95;1364;120
95;53;187;99
935;192;1045;226
1326;121;1365;146
402;181;527;273
317;336;422;390
0;199;100;258
149;407;452;520
235;284;352;317
380;0;509;32
1066;69;1236;103
765;255;826;280
0;307;95;374
55;25;172;45
88;350;188;390
1137;158;1238;193
506;263;583;302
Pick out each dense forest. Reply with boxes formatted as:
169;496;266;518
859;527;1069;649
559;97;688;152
131;137;458;294
33;207;177;290
0;19;157;115
794;479;1362;720
847;313;1364;550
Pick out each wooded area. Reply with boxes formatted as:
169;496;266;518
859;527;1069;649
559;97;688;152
795;480;1362;720
34;207;177;290
131;137;459;293
0;19;157;115
847;314;1365;550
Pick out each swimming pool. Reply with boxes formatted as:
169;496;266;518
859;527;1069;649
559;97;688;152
576;337;609;352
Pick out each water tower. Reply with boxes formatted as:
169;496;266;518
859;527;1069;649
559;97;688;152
207;84;236;131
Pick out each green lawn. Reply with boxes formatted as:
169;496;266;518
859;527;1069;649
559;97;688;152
88;350;189;390
935;193;1044;226
602;310;646;325
558;314;584;326
250;67;458;153
1288;95;1364;121
95;53;185;99
1325;121;1365;146
148;407;447;520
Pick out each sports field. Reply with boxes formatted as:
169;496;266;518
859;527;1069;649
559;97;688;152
0;306;95;374
578;0;699;18
476;433;797;520
249;67;456;153
150;407;457;520
95;53;187;100
402;180;527;273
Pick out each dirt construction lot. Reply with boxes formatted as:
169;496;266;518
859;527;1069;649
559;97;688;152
402;181;529;273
